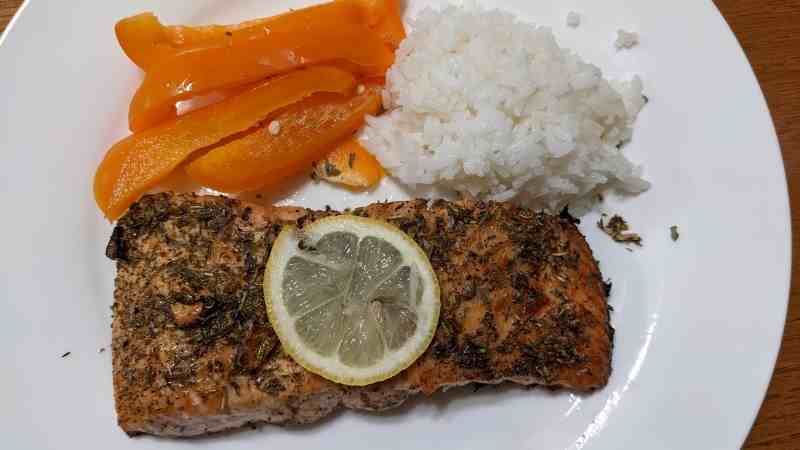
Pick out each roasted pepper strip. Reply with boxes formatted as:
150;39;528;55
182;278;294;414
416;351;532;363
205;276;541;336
185;85;382;193
313;138;384;188
94;67;356;219
128;27;391;131
163;1;367;50
358;0;406;48
114;12;173;71
165;0;404;49
116;1;404;72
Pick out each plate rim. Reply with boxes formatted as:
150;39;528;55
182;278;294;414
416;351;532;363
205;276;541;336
0;0;792;448
707;1;793;443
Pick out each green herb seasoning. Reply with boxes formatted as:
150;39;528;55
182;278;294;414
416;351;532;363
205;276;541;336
323;160;341;177
597;214;642;246
670;225;680;242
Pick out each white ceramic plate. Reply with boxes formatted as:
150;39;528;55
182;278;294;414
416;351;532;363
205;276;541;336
0;0;790;448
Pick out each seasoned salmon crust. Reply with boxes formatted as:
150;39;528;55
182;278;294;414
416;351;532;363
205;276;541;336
107;193;613;436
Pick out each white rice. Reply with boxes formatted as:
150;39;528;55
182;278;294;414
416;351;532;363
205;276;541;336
361;3;649;213
615;29;640;50
566;11;581;28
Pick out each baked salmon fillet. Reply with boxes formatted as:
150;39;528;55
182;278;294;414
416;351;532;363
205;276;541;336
107;193;613;436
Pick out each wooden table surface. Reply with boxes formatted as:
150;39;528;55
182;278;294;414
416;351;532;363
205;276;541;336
1;0;798;447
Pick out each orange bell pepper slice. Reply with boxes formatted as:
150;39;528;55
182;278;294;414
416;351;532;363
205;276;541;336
128;26;392;132
185;85;382;193
357;0;406;48
164;0;405;49
312;138;384;188
114;12;173;71
116;1;404;72
163;1;367;49
94;67;356;220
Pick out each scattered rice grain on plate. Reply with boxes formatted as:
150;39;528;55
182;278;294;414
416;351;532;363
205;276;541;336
566;11;581;28
361;3;649;213
615;29;639;50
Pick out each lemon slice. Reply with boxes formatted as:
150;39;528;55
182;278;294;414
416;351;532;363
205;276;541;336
264;215;440;386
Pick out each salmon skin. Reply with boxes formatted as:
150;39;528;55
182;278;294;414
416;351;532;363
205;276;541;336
107;193;613;436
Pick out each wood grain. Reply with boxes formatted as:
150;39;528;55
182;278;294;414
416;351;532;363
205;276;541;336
0;0;797;447
0;0;19;33
714;1;800;448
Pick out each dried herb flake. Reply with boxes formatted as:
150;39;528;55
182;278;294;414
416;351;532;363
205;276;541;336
598;214;642;246
323;160;341;177
670;225;680;242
